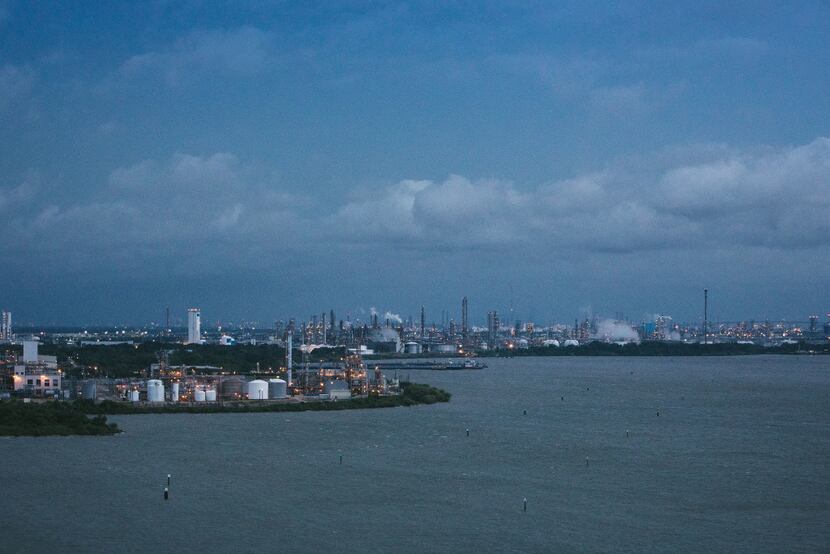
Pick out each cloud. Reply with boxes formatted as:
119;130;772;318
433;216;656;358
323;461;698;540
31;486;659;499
4;137;830;281
0;175;37;211
4;152;302;276
120;27;272;85
0;64;35;110
329;137;830;253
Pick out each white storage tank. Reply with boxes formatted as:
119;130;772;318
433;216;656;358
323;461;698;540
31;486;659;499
171;382;180;402
268;378;287;399
194;389;206;402
404;342;423;354
129;389;140;402
563;339;580;347
205;389;217;402
147;379;165;402
247;379;268;400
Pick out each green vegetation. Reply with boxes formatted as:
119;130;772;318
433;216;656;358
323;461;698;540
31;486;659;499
0;400;120;436
76;382;451;415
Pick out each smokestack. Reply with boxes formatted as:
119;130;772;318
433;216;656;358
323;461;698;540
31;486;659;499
462;296;469;341
286;330;293;373
704;288;708;345
420;305;425;338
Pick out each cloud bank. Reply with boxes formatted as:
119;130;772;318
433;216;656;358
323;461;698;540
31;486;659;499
331;137;830;253
3;137;830;279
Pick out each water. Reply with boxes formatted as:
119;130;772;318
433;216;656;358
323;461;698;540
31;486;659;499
2;356;828;553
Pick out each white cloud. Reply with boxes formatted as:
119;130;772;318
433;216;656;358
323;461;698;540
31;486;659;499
4;137;830;279
120;27;272;85
328;137;830;253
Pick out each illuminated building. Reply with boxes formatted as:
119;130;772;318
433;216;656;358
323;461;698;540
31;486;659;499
187;308;201;344
0;311;11;340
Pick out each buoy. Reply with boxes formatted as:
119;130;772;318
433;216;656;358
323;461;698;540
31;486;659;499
164;487;169;500
585;457;589;467
561;396;564;401
523;409;527;416
523;497;527;512
466;428;470;437
626;430;629;438
167;474;171;487
657;411;660;417
339;453;343;465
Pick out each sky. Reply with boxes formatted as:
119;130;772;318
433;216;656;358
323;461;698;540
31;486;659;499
1;1;829;326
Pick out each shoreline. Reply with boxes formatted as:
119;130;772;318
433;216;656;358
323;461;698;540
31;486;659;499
76;382;450;416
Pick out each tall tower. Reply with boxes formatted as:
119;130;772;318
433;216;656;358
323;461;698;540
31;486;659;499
0;311;11;340
187;308;201;344
420;305;426;339
487;311;499;346
703;289;708;345
461;296;469;341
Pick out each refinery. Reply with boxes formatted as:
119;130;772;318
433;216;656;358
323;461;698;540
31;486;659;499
1;297;829;401
1;336;400;404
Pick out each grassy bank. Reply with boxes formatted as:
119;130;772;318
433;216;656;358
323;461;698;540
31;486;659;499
77;382;451;415
0;400;120;437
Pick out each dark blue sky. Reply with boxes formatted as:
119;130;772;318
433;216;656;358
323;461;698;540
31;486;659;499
1;1;829;326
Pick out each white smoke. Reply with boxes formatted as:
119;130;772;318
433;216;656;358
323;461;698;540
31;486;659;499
367;307;402;325
592;319;640;343
383;311;403;324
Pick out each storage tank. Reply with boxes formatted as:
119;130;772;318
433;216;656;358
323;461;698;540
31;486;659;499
194;389;206;402
247;379;268;400
147;379;165;402
434;344;457;354
205;389;217;402
404;341;423;354
268;379;287;399
323;379;351;400
170;382;180;402
82;380;97;400
129;389;140;402
219;377;245;400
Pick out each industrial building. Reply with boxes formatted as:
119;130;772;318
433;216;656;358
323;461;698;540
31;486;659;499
0;311;11;341
187;308;201;344
10;340;63;397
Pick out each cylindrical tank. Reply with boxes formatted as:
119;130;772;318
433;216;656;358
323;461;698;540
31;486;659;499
194;389;206;402
205;389;217;402
129;389;140;402
170;382;180;402
247;379;268;400
82;380;97;400
219;377;245;400
404;341;423;354
147;379;164;402
268;378;287;399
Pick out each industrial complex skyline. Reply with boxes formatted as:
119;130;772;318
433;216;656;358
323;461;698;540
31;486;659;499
2;3;830;323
